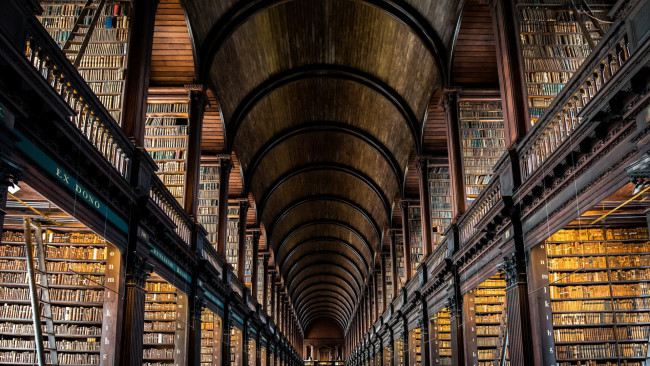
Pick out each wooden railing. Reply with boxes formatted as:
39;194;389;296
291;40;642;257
22;17;133;180
202;241;224;275
459;179;502;246
519;21;631;181
149;177;192;245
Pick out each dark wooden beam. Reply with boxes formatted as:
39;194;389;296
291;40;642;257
442;91;467;218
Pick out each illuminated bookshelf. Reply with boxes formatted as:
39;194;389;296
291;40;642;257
198;164;220;249
226;206;240;271
408;328;422;366
143;274;187;366
544;226;650;365
431;308;452;366
0;230;120;365
473;274;508;366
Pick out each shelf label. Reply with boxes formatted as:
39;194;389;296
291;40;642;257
12;130;129;232
148;243;192;283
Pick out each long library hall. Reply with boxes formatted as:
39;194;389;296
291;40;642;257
0;0;649;365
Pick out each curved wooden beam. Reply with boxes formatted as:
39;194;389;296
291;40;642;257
290;278;357;307
289;272;361;301
258;162;392;220
244;121;404;199
268;195;382;250
296;297;352;321
197;0;448;94
285;256;363;295
303;311;346;331
278;235;369;276
295;287;355;313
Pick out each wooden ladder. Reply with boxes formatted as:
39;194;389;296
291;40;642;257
23;218;59;366
62;0;107;67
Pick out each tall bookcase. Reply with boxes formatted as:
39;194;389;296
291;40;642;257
376;271;384;315
384;254;394;305
408;328;422;366
230;326;243;366
0;230;120;365
37;1;131;123
256;256;265;305
408;206;423;277
458;100;506;206
428;165;452;249
145;101;190;207
244;235;254;288
201;308;216;366
383;344;391;366
143;274;188;366
198;164;220;248
395;236;406;288
226;206;240;272
517;0;616;125
431;308;452;366
473;274;508;366
393;337;404;366
543;226;650;365
248;336;257;366
260;345;267;366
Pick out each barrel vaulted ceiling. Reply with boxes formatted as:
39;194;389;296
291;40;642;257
182;0;464;332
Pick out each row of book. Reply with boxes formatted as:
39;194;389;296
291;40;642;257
147;103;189;114
145;138;188;149
527;83;565;97
77;55;124;68
525;71;574;84
87;80;123;94
554;326;650;342
547;242;650;256
522;45;591;59
548;255;650;271
148;150;187;161
521;34;586;46
0;303;103;321
144;333;175;344
525;57;584;71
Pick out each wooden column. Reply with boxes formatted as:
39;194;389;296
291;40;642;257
449;267;465;366
269;272;276;320
400;201;413;282
251;229;261;297
187;296;204;366
237;200;250;281
373;270;380;319
490;0;529;147
243;319;250;366
388;231;398;300
222;302;232;366
442;91;466;218
120;0;158;146
184;87;207;217
416;157;433;256
217;158;232;258
119;255;153;366
501;253;535;366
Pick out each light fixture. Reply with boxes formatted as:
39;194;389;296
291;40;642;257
7;182;20;194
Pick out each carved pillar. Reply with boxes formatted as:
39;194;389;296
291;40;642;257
217;158;232;259
119;255;153;366
121;0;158;146
490;0;529;147
222;302;232;366
419;300;430;366
446;288;464;366
388;231;399;300
184;87;207;217
188;295;204;366
500;252;535;366
251;229;261;296
442;91;466;218
416;157;433;256
400;201;413;282
237;200;250;281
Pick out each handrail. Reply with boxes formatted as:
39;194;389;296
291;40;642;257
202;240;224;275
458;178;502;246
149;176;192;245
22;17;133;180
517;19;631;181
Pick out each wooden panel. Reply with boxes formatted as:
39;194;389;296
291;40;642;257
423;89;448;153
150;0;195;86
201;89;225;154
451;0;499;87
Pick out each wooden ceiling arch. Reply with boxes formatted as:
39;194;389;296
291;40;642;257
182;0;465;331
297;298;352;323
